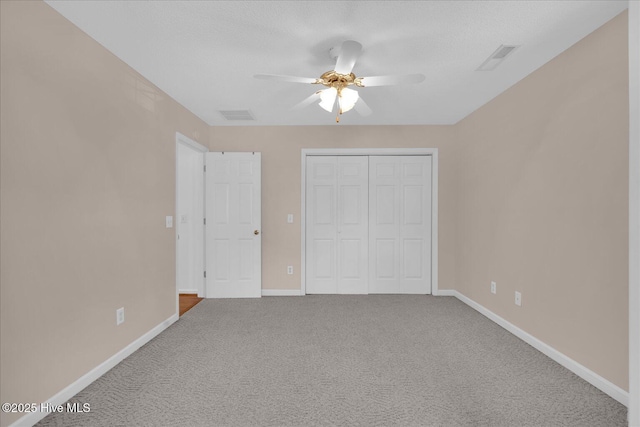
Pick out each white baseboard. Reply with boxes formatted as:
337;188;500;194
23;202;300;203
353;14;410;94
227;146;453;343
178;289;198;294
435;289;456;296
11;313;179;427
447;290;628;407
262;289;303;296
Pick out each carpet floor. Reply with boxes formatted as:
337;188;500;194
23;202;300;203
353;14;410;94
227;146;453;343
37;295;627;426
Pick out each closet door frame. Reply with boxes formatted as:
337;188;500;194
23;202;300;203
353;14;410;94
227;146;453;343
301;148;439;296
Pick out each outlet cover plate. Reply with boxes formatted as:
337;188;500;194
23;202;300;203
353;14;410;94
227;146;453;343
490;281;497;294
515;291;522;306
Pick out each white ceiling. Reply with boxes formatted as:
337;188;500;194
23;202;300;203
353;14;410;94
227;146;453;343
45;1;628;126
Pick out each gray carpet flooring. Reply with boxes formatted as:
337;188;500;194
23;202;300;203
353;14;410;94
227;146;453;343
37;295;627;426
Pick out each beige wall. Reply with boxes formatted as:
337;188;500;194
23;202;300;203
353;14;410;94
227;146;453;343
209;126;458;292
0;2;208;425
455;11;629;389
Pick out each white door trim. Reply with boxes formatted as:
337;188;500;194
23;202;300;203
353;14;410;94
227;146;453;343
175;132;208;313
177;132;208;153
300;148;439;296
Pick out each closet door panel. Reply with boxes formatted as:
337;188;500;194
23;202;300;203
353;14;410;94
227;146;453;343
369;157;401;293
369;156;432;294
306;156;368;294
336;156;368;294
306;157;338;294
399;156;432;293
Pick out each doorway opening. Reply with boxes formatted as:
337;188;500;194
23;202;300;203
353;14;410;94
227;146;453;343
175;133;208;312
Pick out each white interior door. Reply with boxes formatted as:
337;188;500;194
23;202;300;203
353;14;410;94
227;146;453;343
306;156;368;294
205;152;261;298
369;156;432;294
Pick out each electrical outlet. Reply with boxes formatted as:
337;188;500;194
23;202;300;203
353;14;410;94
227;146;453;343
116;307;125;325
287;266;293;275
490;281;497;294
287;214;294;224
515;291;522;307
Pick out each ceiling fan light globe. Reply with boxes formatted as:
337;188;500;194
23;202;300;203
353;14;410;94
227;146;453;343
318;88;337;112
338;88;359;113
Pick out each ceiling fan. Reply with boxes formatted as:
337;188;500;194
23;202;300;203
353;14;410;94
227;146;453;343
254;40;425;123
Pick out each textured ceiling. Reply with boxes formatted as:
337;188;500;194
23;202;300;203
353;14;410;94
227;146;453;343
44;1;627;126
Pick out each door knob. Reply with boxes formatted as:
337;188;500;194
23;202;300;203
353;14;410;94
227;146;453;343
254;230;260;235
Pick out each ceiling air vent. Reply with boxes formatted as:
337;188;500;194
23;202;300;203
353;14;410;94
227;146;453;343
476;45;519;71
219;110;255;121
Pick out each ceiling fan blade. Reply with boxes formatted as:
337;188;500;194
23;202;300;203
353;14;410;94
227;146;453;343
292;91;321;110
355;96;372;116
334;40;362;74
358;73;425;87
254;74;318;84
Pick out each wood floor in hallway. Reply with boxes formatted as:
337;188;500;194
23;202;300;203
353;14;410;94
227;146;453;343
179;293;203;316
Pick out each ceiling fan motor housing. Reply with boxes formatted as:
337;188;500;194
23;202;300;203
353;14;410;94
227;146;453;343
318;71;363;90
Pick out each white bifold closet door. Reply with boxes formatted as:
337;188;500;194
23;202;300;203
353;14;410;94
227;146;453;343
369;156;432;294
306;156;369;294
305;154;432;295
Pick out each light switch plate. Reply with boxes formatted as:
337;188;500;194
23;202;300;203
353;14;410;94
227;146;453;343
166;216;173;228
116;307;125;325
287;214;293;224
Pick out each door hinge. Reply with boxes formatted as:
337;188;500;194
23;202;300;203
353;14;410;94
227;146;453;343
203;164;206;172
204;218;206;225
204;271;207;278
